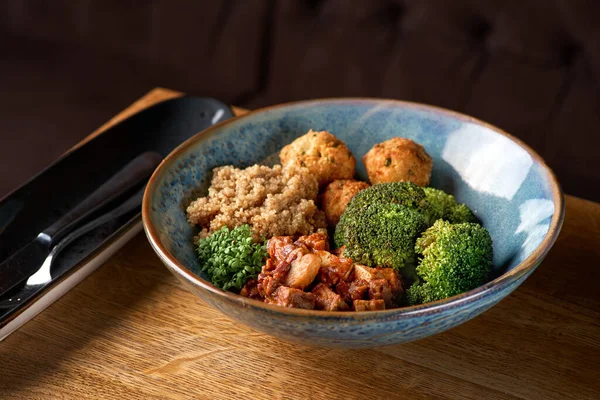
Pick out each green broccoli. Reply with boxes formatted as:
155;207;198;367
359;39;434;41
405;282;434;305
346;181;429;213
406;220;493;305
334;181;429;249
196;225;268;291
334;182;430;282
339;202;428;271
423;187;477;225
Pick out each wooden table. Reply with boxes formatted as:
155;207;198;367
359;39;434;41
1;88;599;400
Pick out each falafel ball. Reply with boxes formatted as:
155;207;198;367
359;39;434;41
362;137;432;186
280;130;356;188
320;179;370;227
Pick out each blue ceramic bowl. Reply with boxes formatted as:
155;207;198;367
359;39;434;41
142;98;564;348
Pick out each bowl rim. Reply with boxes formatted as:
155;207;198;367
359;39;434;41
142;97;565;319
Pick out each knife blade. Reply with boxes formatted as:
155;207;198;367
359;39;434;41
0;152;162;296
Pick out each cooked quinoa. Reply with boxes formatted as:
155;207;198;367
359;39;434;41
186;164;327;240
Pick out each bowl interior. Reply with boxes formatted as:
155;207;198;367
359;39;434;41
146;99;558;286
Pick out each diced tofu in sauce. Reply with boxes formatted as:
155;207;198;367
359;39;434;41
312;283;349;311
244;233;403;312
353;299;386;311
283;253;321;289
266;286;316;309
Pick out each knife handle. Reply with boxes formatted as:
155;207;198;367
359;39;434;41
43;151;162;244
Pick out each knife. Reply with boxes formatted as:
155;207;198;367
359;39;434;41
0;151;162;296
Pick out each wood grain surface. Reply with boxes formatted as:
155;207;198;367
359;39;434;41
1;88;598;400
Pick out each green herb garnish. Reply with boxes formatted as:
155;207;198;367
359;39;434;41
196;225;268;291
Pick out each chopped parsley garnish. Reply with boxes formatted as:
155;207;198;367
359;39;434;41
196;225;268;291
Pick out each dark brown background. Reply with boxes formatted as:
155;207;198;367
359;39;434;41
1;0;598;200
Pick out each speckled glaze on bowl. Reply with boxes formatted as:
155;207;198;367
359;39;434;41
142;99;564;348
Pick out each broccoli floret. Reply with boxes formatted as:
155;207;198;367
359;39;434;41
339;202;428;272
334;181;428;249
349;181;429;212
334;182;431;282
406;220;493;305
405;282;435;305
423;187;477;225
